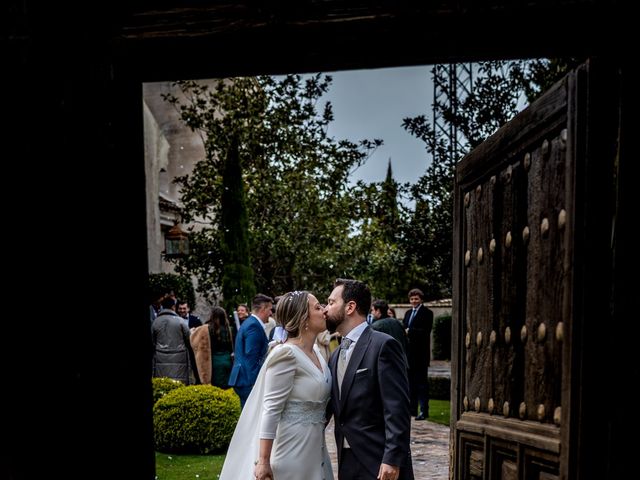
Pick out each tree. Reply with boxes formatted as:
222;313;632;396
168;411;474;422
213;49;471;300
148;273;195;309
379;160;400;243
345;161;414;303
220;134;255;314
162;74;381;302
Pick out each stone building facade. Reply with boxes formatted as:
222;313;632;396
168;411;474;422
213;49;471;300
143;81;217;315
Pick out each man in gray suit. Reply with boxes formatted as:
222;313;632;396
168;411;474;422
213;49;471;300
325;279;414;480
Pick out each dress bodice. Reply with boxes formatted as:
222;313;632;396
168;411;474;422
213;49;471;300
220;341;334;480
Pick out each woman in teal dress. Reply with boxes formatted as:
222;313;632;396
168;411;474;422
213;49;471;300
190;306;234;388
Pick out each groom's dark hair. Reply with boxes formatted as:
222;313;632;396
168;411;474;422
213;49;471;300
334;278;371;317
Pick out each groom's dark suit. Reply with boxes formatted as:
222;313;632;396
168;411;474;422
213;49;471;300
329;325;414;479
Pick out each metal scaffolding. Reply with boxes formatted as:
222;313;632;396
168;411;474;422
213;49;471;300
431;63;474;164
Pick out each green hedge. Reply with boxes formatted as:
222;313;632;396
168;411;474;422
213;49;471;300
432;313;451;361
429;376;451;400
154;385;240;454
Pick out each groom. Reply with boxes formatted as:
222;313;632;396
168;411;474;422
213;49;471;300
325;279;414;480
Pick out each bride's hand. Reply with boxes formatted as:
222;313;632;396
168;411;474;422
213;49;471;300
254;461;273;480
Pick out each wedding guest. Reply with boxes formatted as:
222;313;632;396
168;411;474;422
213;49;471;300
402;288;433;420
371;299;409;362
177;300;202;383
228;294;272;408
151;297;192;384
190;306;234;388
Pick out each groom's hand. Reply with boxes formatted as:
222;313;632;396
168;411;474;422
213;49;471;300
377;463;400;480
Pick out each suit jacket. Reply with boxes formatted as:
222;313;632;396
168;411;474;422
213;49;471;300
329;326;414;479
371;317;409;362
228;315;268;388
179;314;203;383
403;305;433;373
187;313;202;329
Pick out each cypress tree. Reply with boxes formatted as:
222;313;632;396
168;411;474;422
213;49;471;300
220;134;255;314
379;159;400;243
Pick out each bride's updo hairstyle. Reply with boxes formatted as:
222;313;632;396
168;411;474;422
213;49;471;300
275;290;310;339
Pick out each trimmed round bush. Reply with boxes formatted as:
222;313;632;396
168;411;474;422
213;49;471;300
152;377;185;404
154;385;241;454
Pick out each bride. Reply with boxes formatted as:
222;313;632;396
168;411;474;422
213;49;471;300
220;290;334;480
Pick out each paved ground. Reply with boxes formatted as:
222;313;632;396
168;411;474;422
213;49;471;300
326;417;450;479
326;361;451;478
428;360;451;378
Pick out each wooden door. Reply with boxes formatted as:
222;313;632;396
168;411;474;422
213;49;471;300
451;59;623;480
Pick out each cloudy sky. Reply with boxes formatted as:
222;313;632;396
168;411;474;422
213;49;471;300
317;65;435;186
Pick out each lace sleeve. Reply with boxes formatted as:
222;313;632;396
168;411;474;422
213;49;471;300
259;345;296;439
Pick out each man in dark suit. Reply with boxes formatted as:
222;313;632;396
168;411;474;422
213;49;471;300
325;279;413;480
370;299;409;362
228;293;272;408
402;288;434;420
177;300;203;383
177;301;203;329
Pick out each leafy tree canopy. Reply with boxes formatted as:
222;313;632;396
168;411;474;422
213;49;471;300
159;60;575;305
163;74;382;302
148;273;195;309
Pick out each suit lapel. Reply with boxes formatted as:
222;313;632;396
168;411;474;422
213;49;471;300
340;326;371;408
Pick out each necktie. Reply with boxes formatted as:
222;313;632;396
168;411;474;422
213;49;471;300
337;337;354;396
408;308;417;327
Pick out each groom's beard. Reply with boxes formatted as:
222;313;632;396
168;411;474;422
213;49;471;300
325;307;345;333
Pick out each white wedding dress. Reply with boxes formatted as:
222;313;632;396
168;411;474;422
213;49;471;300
220;343;333;480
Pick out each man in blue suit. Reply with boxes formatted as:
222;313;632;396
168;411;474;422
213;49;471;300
228;293;273;408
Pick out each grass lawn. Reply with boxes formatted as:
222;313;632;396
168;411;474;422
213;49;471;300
155;452;225;480
155;400;451;479
427;399;451;427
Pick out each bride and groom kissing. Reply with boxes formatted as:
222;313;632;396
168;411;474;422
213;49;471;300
221;278;414;480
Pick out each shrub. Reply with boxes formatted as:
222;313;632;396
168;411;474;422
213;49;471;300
429;375;451;400
152;377;185;404
432;313;451;360
154;385;241;454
